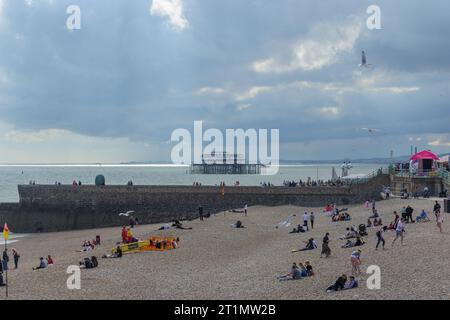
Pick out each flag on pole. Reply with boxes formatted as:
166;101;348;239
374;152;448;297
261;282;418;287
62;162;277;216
3;223;9;241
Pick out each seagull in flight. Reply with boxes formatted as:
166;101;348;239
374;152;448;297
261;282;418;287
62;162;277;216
361;127;381;133
275;214;296;229
359;51;372;68
119;210;135;217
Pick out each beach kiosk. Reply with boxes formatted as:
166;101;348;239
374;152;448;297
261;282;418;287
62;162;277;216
409;150;440;176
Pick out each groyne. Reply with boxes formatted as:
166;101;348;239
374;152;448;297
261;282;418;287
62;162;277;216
0;174;390;233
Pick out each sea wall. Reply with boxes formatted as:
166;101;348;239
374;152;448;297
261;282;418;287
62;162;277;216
390;175;443;196
0;174;389;233
444;178;450;193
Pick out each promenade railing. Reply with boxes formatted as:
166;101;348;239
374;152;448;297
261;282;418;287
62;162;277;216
346;167;389;185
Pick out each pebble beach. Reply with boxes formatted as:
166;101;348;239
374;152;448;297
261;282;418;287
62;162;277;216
4;197;449;300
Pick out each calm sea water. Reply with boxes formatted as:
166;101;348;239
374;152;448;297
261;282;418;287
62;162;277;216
0;163;383;202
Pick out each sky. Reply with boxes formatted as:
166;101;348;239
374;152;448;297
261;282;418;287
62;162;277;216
0;0;449;163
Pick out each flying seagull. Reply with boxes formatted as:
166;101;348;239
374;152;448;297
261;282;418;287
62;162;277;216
359;51;372;68
275;214;296;229
361;127;381;133
119;210;135;217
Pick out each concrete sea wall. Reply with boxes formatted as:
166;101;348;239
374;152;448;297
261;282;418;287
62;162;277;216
0;174;390;233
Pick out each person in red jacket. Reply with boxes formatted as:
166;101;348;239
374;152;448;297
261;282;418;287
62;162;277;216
121;226;128;243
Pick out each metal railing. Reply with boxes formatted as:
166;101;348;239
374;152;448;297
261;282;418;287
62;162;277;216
437;168;450;183
346;167;389;185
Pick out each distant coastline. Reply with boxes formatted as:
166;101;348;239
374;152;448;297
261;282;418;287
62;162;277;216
1;153;447;166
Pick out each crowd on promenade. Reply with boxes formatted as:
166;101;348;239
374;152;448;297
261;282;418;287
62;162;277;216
282;178;353;187
28;177;356;189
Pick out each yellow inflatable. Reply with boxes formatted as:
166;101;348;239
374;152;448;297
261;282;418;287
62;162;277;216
112;236;179;255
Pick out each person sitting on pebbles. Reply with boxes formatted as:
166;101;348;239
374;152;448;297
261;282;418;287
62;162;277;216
232;220;245;228
305;261;314;276
344;276;358;290
277;263;302;281
172;220;193;230
326;274;347;292
292;238;317;252
32;257;48;270
126;228;139;243
340;227;358;240
341;236;365;248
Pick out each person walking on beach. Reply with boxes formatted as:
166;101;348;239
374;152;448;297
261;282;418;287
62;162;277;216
12;249;20;269
321;233;331;258
199;206;204;221
433;201;441;217
310;212;315;229
392;218;406;246
244;204;248;216
375;226;387;250
303;212;309;230
405;206;415;223
350;250;362;275
436;211;444;233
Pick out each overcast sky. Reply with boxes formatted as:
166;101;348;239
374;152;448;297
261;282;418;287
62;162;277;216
0;0;449;163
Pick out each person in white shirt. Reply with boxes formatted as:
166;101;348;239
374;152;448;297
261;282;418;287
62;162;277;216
303;212;309;229
392;218;405;246
436;212;444;233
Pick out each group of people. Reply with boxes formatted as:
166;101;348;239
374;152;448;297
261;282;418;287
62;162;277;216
278;261;314;281
79;256;98;269
366;218;383;227
283;178;353;188
121;226;138;244
326;274;359;292
285;197;446;294
80;240;96;252
332;211;351;222
32;255;54;270
289;212;315;233
260;181;274;187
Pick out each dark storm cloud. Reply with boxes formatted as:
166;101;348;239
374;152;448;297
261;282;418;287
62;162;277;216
0;0;449;160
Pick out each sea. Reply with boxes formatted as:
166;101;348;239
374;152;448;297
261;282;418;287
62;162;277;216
0;163;383;203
